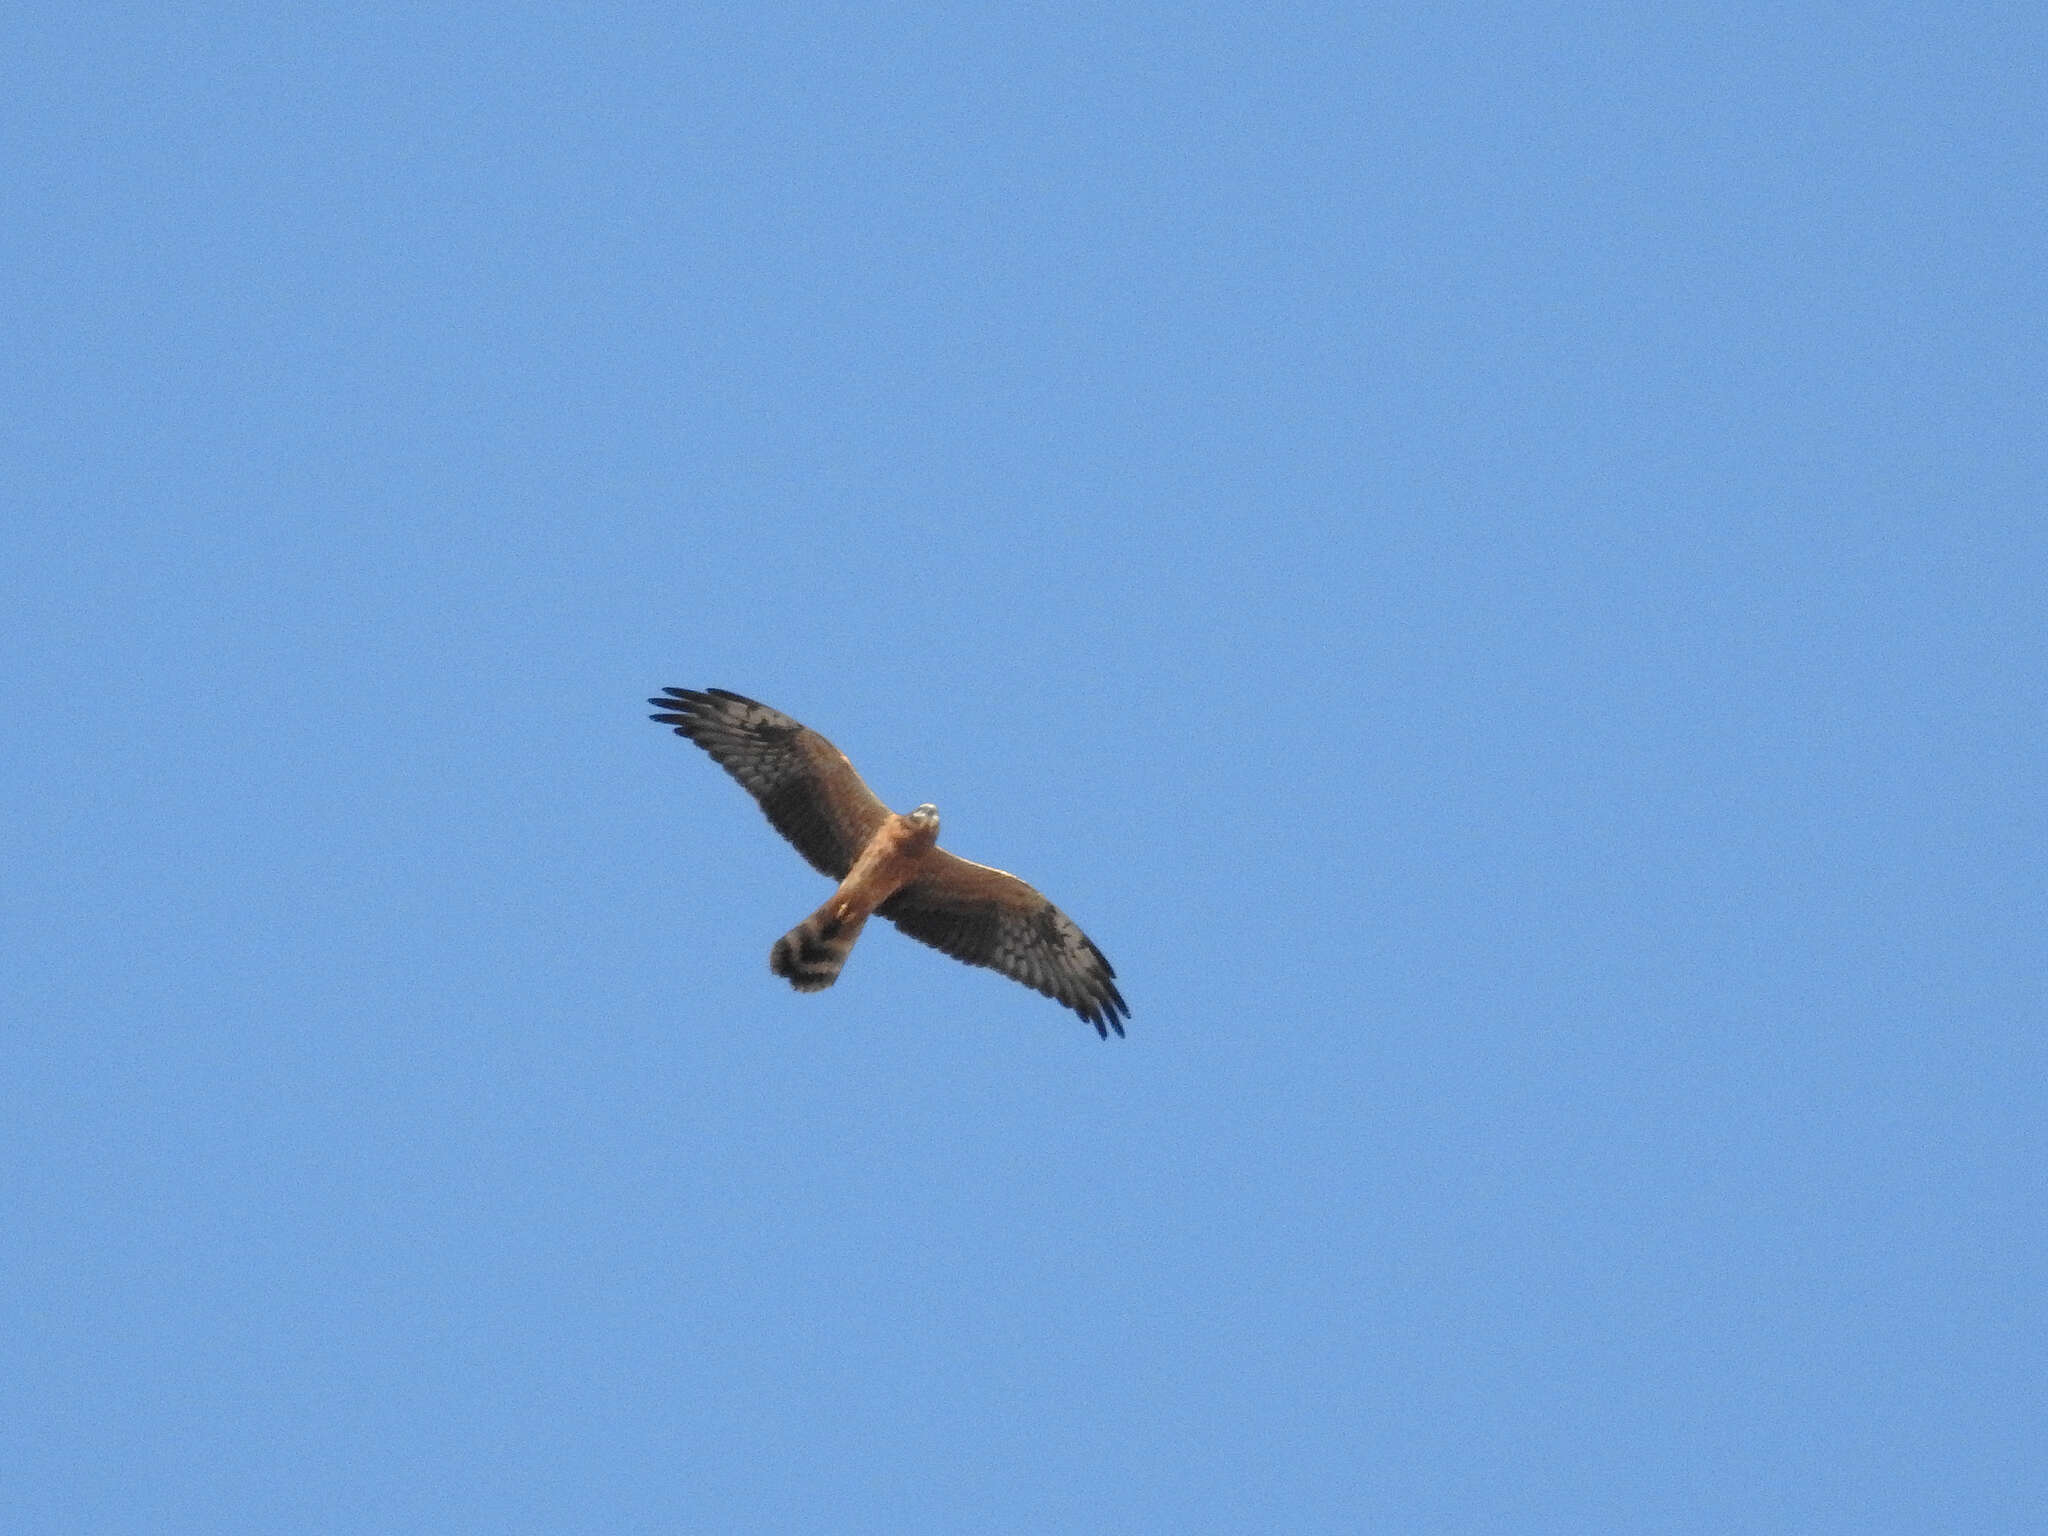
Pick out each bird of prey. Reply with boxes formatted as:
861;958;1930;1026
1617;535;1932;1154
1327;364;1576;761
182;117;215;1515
648;687;1128;1038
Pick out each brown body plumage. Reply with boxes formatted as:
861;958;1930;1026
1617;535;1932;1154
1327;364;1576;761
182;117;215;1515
769;804;939;990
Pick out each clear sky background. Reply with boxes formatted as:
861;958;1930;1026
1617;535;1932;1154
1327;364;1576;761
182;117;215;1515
6;4;2043;1532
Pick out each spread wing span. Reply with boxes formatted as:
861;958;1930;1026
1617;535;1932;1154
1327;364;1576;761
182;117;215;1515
650;686;1128;1038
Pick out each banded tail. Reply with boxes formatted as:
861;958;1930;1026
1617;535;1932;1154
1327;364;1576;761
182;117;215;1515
769;907;866;992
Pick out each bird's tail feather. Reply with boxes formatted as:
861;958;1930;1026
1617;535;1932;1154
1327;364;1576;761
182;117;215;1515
770;907;865;992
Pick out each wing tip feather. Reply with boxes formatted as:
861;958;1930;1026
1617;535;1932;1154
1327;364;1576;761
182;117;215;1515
1074;977;1129;1039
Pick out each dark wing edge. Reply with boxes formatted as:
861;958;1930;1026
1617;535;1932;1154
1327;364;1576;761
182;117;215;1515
878;852;1129;1039
647;687;890;879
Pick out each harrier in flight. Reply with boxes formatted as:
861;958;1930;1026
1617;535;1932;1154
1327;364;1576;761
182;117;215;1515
648;687;1128;1038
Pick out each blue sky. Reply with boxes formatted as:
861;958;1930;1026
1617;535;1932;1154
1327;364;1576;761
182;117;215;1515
5;4;2043;1531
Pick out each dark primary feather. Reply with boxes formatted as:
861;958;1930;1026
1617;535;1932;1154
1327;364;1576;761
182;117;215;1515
646;687;888;879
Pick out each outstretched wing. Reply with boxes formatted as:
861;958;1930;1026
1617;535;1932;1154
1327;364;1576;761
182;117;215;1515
648;688;890;879
877;849;1129;1038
